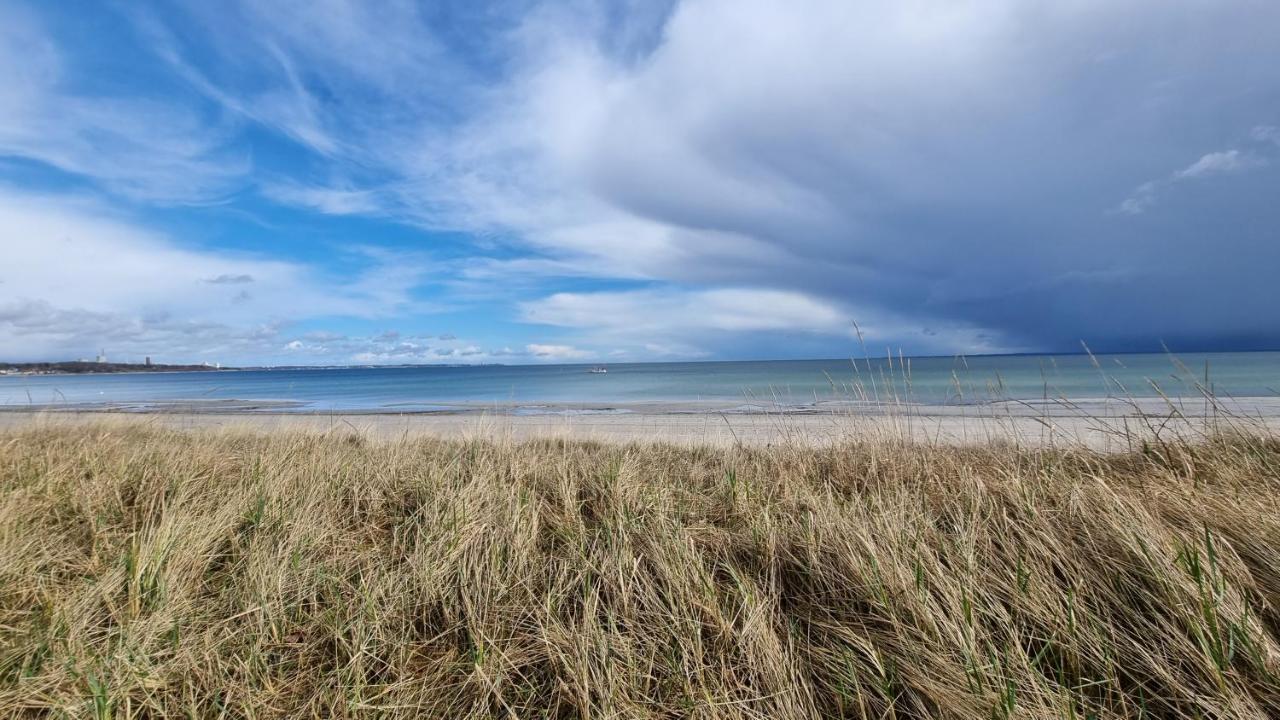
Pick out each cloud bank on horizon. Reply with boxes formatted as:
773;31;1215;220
1;0;1278;364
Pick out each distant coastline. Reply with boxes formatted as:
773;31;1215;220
0;361;231;376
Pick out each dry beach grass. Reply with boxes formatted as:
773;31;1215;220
2;422;1280;718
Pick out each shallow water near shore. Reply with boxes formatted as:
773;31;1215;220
1;351;1277;414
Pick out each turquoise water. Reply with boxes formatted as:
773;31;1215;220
1;352;1277;412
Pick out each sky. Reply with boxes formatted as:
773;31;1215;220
1;0;1278;366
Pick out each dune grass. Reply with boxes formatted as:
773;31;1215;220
1;423;1279;718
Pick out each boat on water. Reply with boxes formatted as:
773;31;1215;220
587;366;608;374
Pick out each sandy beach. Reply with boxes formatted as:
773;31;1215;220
5;395;1278;449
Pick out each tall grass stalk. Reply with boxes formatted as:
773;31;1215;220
2;423;1279;717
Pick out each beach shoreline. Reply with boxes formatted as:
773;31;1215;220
4;395;1277;449
2;393;1277;416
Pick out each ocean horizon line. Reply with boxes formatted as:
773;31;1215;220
9;345;1280;372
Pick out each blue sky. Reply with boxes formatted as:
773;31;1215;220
1;0;1278;365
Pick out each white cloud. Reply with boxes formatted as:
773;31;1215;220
521;287;1008;357
124;0;479;178
258;182;385;216
1118;147;1270;215
1116;181;1157;216
1251;125;1280;146
344;339;526;364
0;298;293;364
0;5;248;202
524;288;850;335
525;343;592;361
1173;150;1265;180
0;189;436;362
263;331;553;365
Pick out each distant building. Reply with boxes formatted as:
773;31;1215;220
96;349;107;363
145;356;152;366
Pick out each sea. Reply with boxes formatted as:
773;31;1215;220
1;352;1277;414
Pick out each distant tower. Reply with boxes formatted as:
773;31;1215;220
96;349;107;364
145;356;152;367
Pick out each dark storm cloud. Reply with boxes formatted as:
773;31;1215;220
431;0;1280;353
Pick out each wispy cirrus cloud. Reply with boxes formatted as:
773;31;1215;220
1173;150;1265;180
1119;147;1271;215
1251;125;1280;146
0;5;248;202
258;182;385;216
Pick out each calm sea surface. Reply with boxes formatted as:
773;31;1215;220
1;352;1278;412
